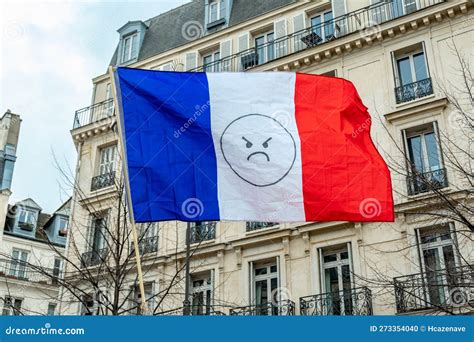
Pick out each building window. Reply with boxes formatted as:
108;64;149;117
320;244;354;315
47;302;57;315
203;51;221;72
190;272;213;315
417;224;458;306
246;222;277;232
80;294;97;315
403;122;447;195
255;32;274;65
9;249;28;279
52;257;62;284
121;32;138;63
82;213;108;267
393;44;432;103
129;282;154;315
18;208;36;231
58;217;68;237
321;70;337;77
189;221;216;243
133;222;159;255
252;260;279;315
2;296;22;316
91;145;116;191
310;11;334;42
209;0;225;23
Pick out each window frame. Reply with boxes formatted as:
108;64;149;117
309;10;334;41
190;271;213;315
254;31;275;65
202;50;221;72
2;296;22;316
18;208;37;230
10;249;28;279
98;145;117;176
121;32;138;63
251;258;280;309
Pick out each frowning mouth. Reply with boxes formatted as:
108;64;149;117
247;151;270;162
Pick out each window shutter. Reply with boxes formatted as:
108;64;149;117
219;39;232;71
238;33;249;52
185;52;197;71
332;0;347;36
274;19;287;58
293;13;306;52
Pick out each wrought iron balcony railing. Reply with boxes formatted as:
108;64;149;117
73;98;114;129
81;248;109;268
394;264;473;313
91;171;115;191
406;168;448;196
395;77;434;104
0;259;60;286
190;222;216;243
300;287;373;316
191;0;444;73
154;305;226;316
246;222;278;232
131;236;159;255
229;300;295;316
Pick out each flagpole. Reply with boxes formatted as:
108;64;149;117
108;66;148;313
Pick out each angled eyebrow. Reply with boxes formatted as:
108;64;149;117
242;136;252;144
263;137;272;144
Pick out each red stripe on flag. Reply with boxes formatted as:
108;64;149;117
294;73;394;222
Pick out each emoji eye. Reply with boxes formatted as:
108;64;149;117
262;137;272;148
242;137;253;148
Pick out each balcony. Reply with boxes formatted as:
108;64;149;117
246;222;278;232
191;0;444;72
81;248;108;268
229;300;295;316
73;99;114;130
0;259;60;286
394;265;473;313
407;168;448;196
131;236;159;255
395;78;434;104
190;222;216;244
154;305;226;316
300;287;373;316
91;171;115;191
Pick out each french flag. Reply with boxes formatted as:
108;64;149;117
114;67;394;223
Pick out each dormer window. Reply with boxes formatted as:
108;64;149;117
18;209;36;231
121;32;138;63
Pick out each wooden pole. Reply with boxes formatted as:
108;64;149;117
108;66;148;313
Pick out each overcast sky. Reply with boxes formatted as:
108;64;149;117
0;0;189;212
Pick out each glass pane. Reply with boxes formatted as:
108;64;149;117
255;36;265;64
413;53;428;81
270;265;277;273
341;251;349;260
423;248;441;272
392;0;404;18
407;135;424;172
424;132;440;171
325;267;341;315
442;245;456;273
311;16;322;38
267;33;274;62
342;265;353;315
397;57;413;85
323;11;334;39
423;248;445;305
255;267;267;276
255;279;268;315
323;253;337;263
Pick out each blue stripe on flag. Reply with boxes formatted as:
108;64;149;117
116;68;219;222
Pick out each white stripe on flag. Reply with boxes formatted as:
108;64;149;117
207;73;305;222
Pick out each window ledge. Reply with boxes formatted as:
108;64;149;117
245;225;280;236
385;97;447;123
206;18;226;30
